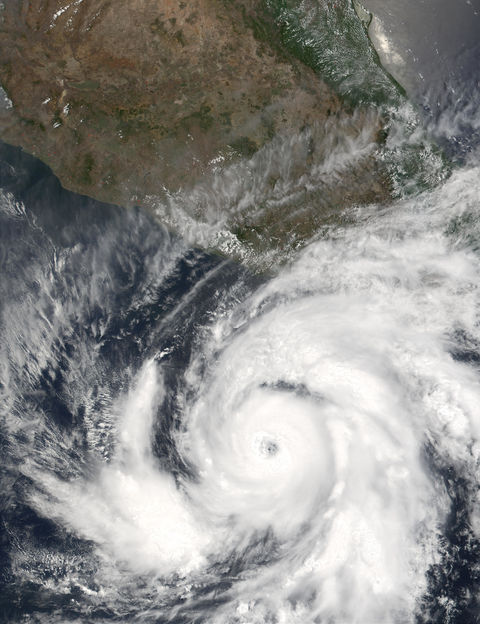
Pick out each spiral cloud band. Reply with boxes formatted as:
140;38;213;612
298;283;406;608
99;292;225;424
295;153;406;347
2;159;480;623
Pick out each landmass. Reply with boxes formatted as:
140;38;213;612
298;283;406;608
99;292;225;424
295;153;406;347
0;0;398;261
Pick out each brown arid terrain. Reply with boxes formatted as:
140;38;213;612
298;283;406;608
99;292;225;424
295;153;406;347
0;0;393;261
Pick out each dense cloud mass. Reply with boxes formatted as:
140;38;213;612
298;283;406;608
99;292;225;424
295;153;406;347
1;140;480;622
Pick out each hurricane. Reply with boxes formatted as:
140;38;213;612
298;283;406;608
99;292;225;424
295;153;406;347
2;1;480;623
1;135;480;621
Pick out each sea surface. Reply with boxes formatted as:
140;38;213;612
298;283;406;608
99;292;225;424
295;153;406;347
1;2;480;623
363;0;480;158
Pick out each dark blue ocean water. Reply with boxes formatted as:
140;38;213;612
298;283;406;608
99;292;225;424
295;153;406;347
364;0;480;159
0;141;264;623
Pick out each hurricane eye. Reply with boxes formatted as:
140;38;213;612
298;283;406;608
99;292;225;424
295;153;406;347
260;438;279;457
